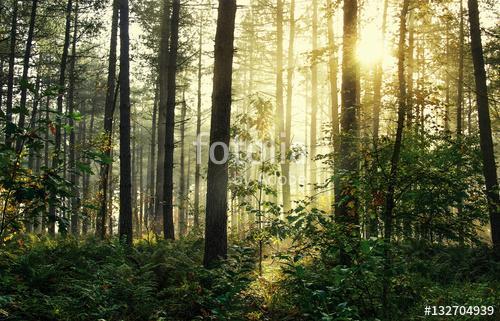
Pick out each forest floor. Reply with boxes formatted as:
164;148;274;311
0;235;499;321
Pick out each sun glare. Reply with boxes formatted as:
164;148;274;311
357;22;390;65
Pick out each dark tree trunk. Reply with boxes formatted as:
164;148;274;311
155;0;171;235
335;0;359;253
97;0;119;239
147;81;158;229
5;0;18;147
118;0;133;245
203;0;237;268
178;89;187;236
49;0;73;236
457;0;464;137
162;0;180;240
194;18;203;229
372;0;388;142
16;0;38;152
382;0;409;313
467;0;500;254
69;0;80;236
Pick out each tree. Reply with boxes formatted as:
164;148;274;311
68;0;80;235
162;0;180;240
194;16;203;229
15;0;38;152
118;0;133;245
97;0;119;239
5;0;18;148
309;0;318;192
467;0;499;254
203;0;237;268
335;0;358;254
49;0;73;236
283;0;295;214
155;0;171;234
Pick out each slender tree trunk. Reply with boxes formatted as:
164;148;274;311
69;0;80;236
457;0;464;137
310;0;318;192
147;81;158;229
467;0;500;254
178;89;187;236
118;0;133;245
5;0;18;148
155;0;171;235
97;0;119;239
406;9;414;126
335;0;359;254
203;0;237;268
382;0;409;313
372;0;388;142
16;0;38;152
444;26;450;132
194;18;203;229
49;0;73;236
327;0;339;211
283;0;295;213
139;136;144;237
274;0;284;208
162;0;180;240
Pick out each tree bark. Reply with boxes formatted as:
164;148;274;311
194;18;203;229
178;89;187;236
49;0;73;236
69;0;80;236
467;0;500;254
97;0;119;239
147;81;158;229
16;0;38;152
335;0;359;249
155;0;171;235
372;0;388;142
382;0;409;313
162;0;180;240
283;0;295;214
310;0;318;192
5;0;18;148
118;0;133;245
203;0;237;268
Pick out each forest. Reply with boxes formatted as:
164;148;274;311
0;0;499;320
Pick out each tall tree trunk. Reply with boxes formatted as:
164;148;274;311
69;0;80;235
16;0;38;152
97;0;119;239
335;0;359;253
457;0;464;137
310;0;318;192
203;0;237;268
327;0;339;211
467;0;500;254
275;0;287;212
283;0;295;213
372;0;388;142
49;0;73;236
147;81;158;229
139;135;144;237
444;26;450;132
382;0;409;313
118;0;133;245
406;8;414;126
5;0;18;147
194;18;203;229
178;89;187;236
162;0;180;240
155;0;171;235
